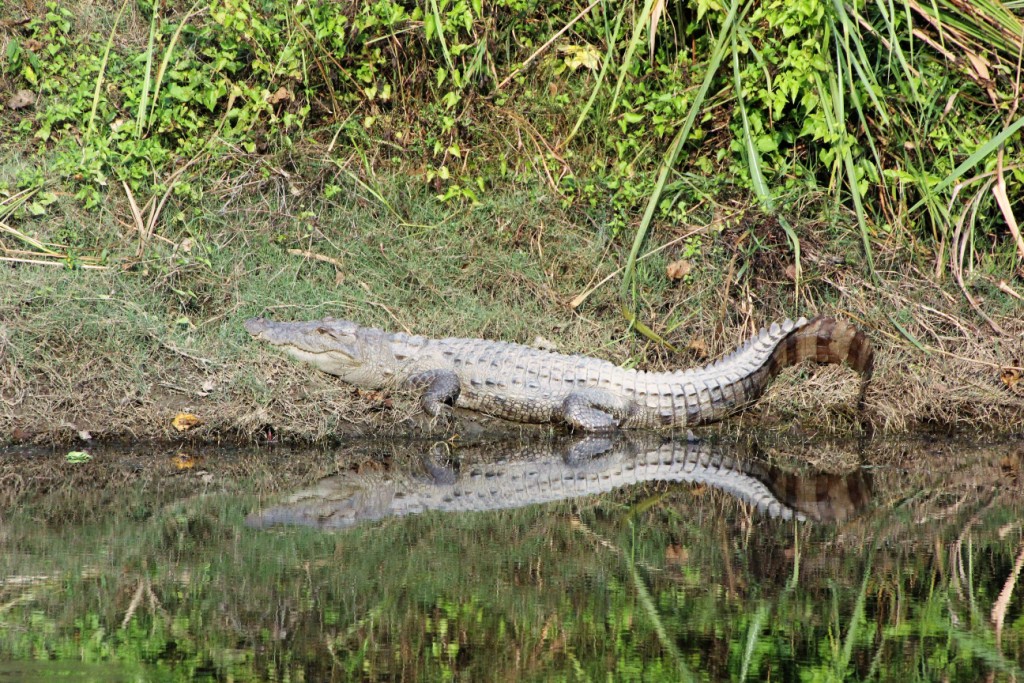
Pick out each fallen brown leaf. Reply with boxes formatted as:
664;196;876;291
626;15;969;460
688;338;708;359
6;90;35;110
356;388;394;410
666;259;692;281
1000;365;1022;394
172;413;203;432
266;86;293;105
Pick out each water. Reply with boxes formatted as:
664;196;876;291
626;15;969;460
1;434;1022;681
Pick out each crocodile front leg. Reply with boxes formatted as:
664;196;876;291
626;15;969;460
407;370;461;418
561;389;635;431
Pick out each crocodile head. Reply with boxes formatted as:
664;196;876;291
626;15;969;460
245;475;400;530
245;317;388;386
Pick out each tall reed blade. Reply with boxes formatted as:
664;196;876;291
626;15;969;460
619;0;740;341
136;6;159;139
730;31;802;291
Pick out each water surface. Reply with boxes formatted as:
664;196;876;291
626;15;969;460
1;434;1022;681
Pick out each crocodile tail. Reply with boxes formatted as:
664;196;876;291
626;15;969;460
767;316;874;414
670;316;873;427
762;465;873;523
767;316;874;379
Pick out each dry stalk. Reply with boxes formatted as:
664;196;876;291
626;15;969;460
951;180;1004;335
996;280;1024;301
993;149;1024;262
138;157;206;256
0;256;108;270
121;578;147;628
991;540;1024;647
287;248;344;269
716;232;746;332
496;0;602;90
0;220;109;268
0;590;37;615
502;110;569;192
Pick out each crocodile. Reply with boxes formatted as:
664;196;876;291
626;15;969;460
244;315;873;431
245;435;872;530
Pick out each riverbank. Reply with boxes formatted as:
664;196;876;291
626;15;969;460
4;0;1024;445
2;173;1022;445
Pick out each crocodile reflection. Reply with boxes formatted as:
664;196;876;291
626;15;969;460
246;436;871;530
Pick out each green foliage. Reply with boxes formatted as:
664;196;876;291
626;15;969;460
4;0;557;214
3;0;1022;286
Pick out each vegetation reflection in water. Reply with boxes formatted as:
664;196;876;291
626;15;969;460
1;434;1022;681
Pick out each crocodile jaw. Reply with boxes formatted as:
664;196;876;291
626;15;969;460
245;317;371;382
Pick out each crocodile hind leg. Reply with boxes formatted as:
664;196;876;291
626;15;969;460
407;370;461;420
561;389;635;431
563;435;615;463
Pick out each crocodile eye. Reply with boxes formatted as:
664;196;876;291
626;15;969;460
315;326;345;342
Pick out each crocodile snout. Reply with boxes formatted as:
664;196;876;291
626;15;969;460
244;317;269;337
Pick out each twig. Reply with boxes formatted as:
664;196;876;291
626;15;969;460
497;0;602;90
0;256;108;270
287;248;344;269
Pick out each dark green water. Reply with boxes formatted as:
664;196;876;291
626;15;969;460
1;434;1022;681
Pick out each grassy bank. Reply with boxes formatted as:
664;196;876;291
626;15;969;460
1;169;1021;443
1;0;1022;443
